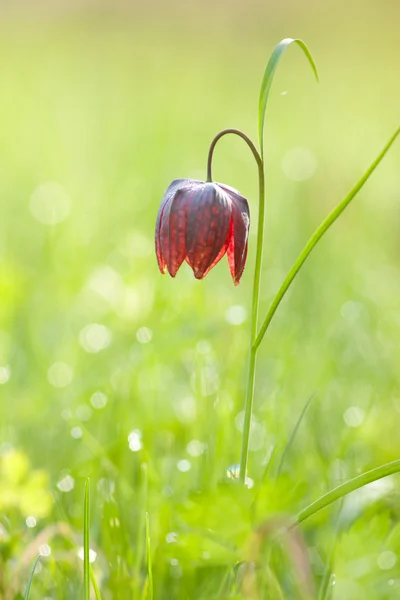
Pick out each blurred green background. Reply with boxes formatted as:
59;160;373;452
0;0;400;598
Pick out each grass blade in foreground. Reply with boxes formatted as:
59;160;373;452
258;38;319;158
90;565;102;600
254;126;400;350
276;391;317;478
24;555;40;600
145;512;154;600
296;458;400;525
317;503;342;600
84;478;90;600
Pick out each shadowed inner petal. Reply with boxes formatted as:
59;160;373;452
155;201;168;273
186;184;232;279
201;218;232;278
226;196;250;285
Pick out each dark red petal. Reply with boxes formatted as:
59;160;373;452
201;218;232;278
186;184;232;279
225;193;250;285
159;189;190;277
155;179;188;275
157;179;203;277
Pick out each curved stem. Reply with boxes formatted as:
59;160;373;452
295;458;400;525
206;128;265;484
254;126;400;351
206;128;262;183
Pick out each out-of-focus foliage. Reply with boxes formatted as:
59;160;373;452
0;1;400;598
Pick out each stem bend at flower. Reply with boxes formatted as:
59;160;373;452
206;129;265;484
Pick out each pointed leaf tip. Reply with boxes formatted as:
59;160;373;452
258;38;319;157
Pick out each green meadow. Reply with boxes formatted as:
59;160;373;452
0;3;400;598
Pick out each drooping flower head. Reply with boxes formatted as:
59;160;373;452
155;179;250;285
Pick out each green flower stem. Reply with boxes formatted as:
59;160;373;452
206;129;265;484
254;126;400;351
295;458;400;525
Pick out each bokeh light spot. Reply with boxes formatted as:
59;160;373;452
30;182;71;225
79;323;112;353
136;327;153;344
90;391;108;409
378;551;397;570
281;147;317;181
0;365;11;384
128;429;142;452
225;305;247;325
57;475;75;493
47;362;73;388
343;406;365;428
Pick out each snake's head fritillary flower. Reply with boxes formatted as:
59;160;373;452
155;178;250;285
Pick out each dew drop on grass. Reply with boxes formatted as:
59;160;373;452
166;532;178;544
227;464;240;480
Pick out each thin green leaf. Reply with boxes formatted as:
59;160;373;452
317;502;343;600
84;478;90;600
145;512;154;600
135;463;148;598
276;391;317;478
296;458;400;525
90;565;102;600
258;38;318;157
24;555;40;600
254;126;400;351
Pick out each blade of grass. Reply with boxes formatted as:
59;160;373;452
276;391;317;478
90;565;102;600
134;463;148;597
84;478;90;600
317;505;342;600
24;555;40;600
295;458;400;525
145;512;153;600
258;38;319;158
254;126;400;351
